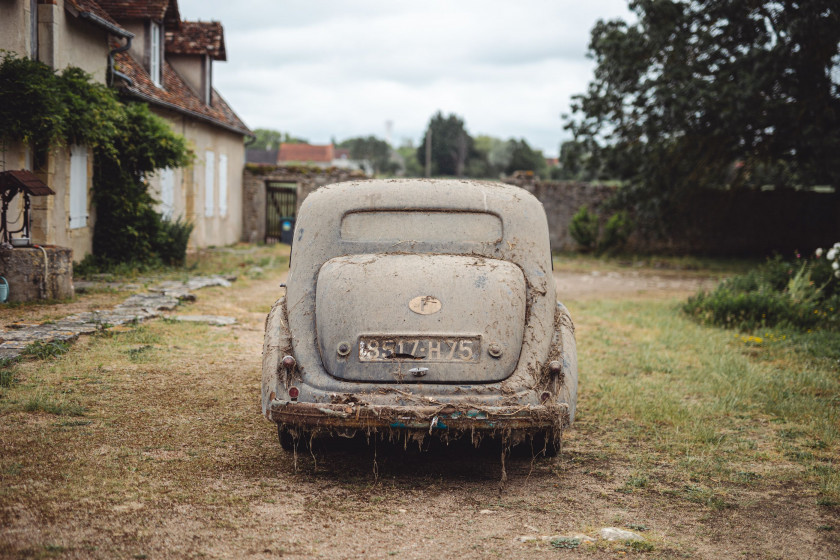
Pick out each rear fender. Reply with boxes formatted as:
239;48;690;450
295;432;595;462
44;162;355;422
262;297;294;418
555;302;578;423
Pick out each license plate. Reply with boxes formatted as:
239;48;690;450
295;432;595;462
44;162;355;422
358;336;480;363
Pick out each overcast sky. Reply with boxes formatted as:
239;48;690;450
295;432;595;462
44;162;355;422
178;0;634;157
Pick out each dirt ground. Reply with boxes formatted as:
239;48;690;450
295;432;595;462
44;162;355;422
1;267;837;559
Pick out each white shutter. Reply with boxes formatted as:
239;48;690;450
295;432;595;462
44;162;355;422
69;145;88;229
204;151;215;217
160;167;174;220
218;154;228;217
150;22;161;86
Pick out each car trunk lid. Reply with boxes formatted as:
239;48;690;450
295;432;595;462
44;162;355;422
315;254;526;383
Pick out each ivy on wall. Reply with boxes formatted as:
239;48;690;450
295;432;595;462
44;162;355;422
0;53;192;265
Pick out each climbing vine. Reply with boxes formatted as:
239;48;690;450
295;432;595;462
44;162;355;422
0;53;192;265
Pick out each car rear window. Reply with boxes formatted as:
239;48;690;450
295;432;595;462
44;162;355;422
340;211;502;243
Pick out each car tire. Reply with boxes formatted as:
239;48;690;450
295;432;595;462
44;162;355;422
277;425;309;452
530;430;560;458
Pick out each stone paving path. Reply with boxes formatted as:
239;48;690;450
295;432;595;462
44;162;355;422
0;276;234;360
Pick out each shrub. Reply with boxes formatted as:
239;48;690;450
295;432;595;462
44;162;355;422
570;205;598;251
600;210;632;253
154;217;194;266
684;247;840;332
570;206;633;254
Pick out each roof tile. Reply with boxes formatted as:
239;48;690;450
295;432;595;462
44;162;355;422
114;48;251;137
65;0;127;31
165;21;226;61
97;0;180;26
277;144;335;163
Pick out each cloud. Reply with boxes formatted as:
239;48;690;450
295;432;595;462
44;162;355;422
178;0;634;155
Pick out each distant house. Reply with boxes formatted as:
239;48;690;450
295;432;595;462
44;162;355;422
99;0;253;248
276;143;334;167
269;143;371;174
0;0;252;259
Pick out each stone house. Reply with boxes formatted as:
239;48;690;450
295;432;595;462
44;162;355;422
0;0;133;258
96;0;252;248
0;0;251;259
273;143;371;174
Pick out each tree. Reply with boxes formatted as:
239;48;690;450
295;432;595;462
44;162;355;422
251;128;307;150
471;135;513;177
505;138;547;176
416;112;474;176
92;103;191;264
337;135;398;175
396;140;424;177
565;0;840;231
555;139;600;181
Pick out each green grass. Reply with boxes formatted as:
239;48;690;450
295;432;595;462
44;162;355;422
23;393;86;416
21;340;71;360
1;360;18;387
577;297;840;502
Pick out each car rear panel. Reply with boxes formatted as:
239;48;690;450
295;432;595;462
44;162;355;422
316;253;526;383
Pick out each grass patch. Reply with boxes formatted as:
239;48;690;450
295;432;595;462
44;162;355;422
23;394;86;416
1;361;18;387
550;537;581;549
21;340;71;360
577;296;840;504
626;540;655;552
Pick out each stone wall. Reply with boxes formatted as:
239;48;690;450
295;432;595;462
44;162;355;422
504;172;616;251
504;172;840;256
242;165;367;243
0;246;74;303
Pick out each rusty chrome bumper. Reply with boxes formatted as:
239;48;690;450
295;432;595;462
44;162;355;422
268;399;568;432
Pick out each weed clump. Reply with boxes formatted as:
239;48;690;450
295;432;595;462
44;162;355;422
684;249;840;332
21;340;70;360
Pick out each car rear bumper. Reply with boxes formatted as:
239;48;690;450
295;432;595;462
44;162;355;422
268;399;569;433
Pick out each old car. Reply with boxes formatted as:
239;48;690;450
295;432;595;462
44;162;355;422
261;178;577;454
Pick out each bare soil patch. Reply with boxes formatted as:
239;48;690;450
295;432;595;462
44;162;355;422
554;269;719;301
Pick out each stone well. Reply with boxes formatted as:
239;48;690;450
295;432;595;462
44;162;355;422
0;245;74;303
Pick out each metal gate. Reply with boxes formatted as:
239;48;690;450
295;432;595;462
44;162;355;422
266;182;297;244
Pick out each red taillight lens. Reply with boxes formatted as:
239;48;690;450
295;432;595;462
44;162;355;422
288;387;299;399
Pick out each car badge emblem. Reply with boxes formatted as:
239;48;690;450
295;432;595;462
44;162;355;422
409;295;442;315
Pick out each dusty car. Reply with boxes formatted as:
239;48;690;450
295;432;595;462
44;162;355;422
261;179;577;453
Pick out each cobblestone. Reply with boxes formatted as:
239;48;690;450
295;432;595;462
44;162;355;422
0;275;234;360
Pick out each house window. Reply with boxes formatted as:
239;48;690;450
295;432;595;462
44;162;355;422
204;151;214;217
150;22;162;87
160;167;174;220
69;145;88;229
218;154;227;217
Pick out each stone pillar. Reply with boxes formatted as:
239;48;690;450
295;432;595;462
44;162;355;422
37;0;59;70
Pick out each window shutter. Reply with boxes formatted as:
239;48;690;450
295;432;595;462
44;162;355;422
205;151;215;217
218;154;228;217
69;145;88;229
150;22;161;86
160;167;174;220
